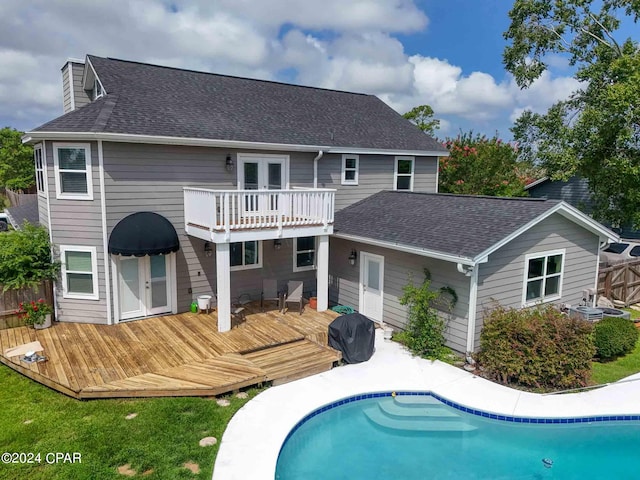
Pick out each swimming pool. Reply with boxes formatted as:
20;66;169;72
275;392;640;479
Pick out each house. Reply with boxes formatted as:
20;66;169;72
4;200;39;230
23;55;616;354
330;191;617;353
22;55;445;332
526;176;640;240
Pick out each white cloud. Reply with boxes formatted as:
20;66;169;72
0;0;579;138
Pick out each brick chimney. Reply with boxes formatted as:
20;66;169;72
61;58;91;113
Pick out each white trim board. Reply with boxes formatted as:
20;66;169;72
23;131;448;158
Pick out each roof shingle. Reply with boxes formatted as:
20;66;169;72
334;191;561;259
33;56;447;153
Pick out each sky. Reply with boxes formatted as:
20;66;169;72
0;1;636;140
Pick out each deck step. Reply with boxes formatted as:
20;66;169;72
242;339;341;385
378;398;460;418
393;395;443;406
363;406;477;432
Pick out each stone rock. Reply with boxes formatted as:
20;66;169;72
125;413;138;420
216;398;230;407
183;462;200;474
597;297;615;308
199;436;217;447
117;464;136;476
235;392;248;399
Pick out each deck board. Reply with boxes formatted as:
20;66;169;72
0;303;341;398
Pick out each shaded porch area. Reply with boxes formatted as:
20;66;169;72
0;303;341;399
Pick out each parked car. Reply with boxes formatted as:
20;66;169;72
0;213;8;232
600;241;640;266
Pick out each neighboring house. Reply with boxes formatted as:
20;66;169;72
24;55;616;354
4;199;39;229
23;55;445;333
330;192;617;353
526;176;640;240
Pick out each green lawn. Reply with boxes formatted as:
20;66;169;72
0;364;261;479
591;308;640;385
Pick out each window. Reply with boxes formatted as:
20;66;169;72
294;236;316;272
60;246;99;300
94;78;104;100
394;156;414;191
341;154;359;185
230;241;262;271
34;145;46;196
53;143;93;200
523;250;564;306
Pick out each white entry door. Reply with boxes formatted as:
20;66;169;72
359;252;384;322
238;155;287;214
118;254;172;320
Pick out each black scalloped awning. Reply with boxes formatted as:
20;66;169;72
108;212;179;256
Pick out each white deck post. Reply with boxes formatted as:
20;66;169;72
216;242;232;332
316;235;329;311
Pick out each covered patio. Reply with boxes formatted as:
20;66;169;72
0;303;341;399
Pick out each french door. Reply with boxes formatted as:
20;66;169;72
238;155;287;214
359;252;384;322
118;254;172;320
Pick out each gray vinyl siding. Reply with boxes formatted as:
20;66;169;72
103;143;318;313
45;141;107;324
318;154;438;211
474;213;600;348
329;237;471;353
71;63;91;110
62;65;72;114
528;176;593;214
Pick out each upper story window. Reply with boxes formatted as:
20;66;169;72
34;145;46;196
341;154;359;185
294;236;316;272
53;143;93;201
60;245;99;300
394;156;414;191
523;250;565;306
230;241;262;271
93;78;104;100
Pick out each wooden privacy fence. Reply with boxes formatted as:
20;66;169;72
5;187;37;207
0;280;54;329
598;260;640;307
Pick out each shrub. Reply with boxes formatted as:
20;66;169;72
16;299;53;326
0;223;59;290
593;317;639;360
397;273;448;359
478;304;595;390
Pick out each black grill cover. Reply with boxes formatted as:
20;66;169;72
109;212;180;256
328;313;375;364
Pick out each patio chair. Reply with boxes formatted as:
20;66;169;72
283;280;304;315
261;279;280;312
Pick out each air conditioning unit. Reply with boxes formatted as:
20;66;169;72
598;307;631;320
569;306;604;322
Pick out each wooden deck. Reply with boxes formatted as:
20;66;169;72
0;303;341;399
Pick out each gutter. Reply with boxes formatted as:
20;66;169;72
21;131;448;157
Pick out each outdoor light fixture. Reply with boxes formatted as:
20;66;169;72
225;154;234;172
274;239;282;250
204;242;213;257
348;249;357;266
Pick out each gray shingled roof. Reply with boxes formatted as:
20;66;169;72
33;56;447;153
5;200;39;229
334;191;562;259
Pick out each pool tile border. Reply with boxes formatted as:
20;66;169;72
282;390;640;446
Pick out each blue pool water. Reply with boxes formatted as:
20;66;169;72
275;393;640;479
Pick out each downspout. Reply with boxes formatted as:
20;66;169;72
313;150;323;189
465;265;479;354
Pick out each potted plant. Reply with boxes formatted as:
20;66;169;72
16;299;53;329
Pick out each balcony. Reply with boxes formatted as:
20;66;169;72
184;187;335;243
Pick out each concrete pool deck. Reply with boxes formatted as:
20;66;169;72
213;329;640;480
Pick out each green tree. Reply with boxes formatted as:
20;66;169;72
403;104;440;136
504;1;640;227
0;127;34;190
439;132;540;196
0;223;59;291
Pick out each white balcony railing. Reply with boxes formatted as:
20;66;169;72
184;188;335;239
